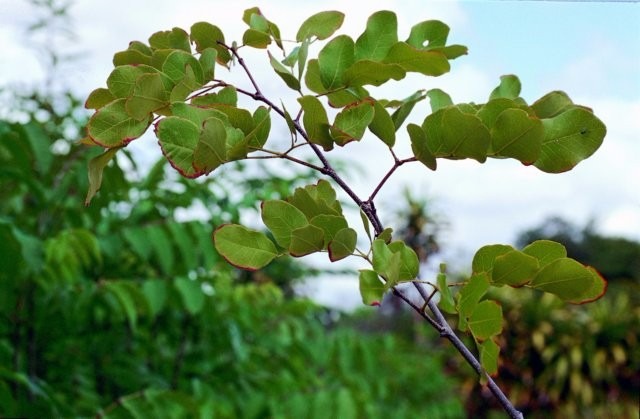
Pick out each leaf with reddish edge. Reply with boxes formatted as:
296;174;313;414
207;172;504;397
87;99;152;147
213;224;278;271
155;116;203;178
530;257;607;303
85;88;115;110
328;227;357;262
359;269;385;306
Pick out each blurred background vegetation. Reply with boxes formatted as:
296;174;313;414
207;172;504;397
1;1;637;417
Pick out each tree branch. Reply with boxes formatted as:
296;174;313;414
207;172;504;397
225;44;523;419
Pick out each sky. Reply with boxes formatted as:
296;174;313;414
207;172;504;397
1;0;639;308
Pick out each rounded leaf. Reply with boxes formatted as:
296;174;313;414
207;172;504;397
261;200;308;248
490;108;543;165
530;258;607;303
358;269;385;306
296;11;345;42
87;99;152;147
328;228;357;262
534;108;606;173
468;300;503;341
213;224;278;271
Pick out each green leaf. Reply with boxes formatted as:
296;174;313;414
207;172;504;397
457;273;490;319
309;214;348;248
85;88;116;110
390;90;427;130
318;35;355;90
169;64;202;102
491;250;540;287
208;104;254;136
328;228;357;262
174;278;205;316
406;20;449;49
489;75;522;100
437;272;456;314
522;240;567;268
193;117;227;174
534;108;606;173
423;107;491;162
360;210;372;243
477;98;526;130
170;102;229;126
408;123;436;170
343;60;405;87
490;108;543;164
107;65;154;98
355;11;398;61
358;269;385;306
479;339;500;376
531;91;574;118
155;116;202;178
199;48;217;81
472;244;514;275
213;224;278;270
387;241;419;282
377;227;393;244
530;258;607;303
426;88;453;113
268;52;300;90
191;86;237;107
163;50;204;85
296;11;345;42
372;239;418;284
297;39;309;80
330;100;375;146
85;146;122;206
243;28;271;49
149;27;191;51
88;99;152;147
304;59;325;93
383;42;450;76
113;42;152;67
190;21;231;63
289;224;325;257
298;95;334;151
125;72;172;120
369;100;396;147
468;300;502;341
326;86;370;108
261;200;308;248
246;106;271;149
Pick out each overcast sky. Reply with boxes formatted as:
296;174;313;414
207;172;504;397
2;0;639;308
